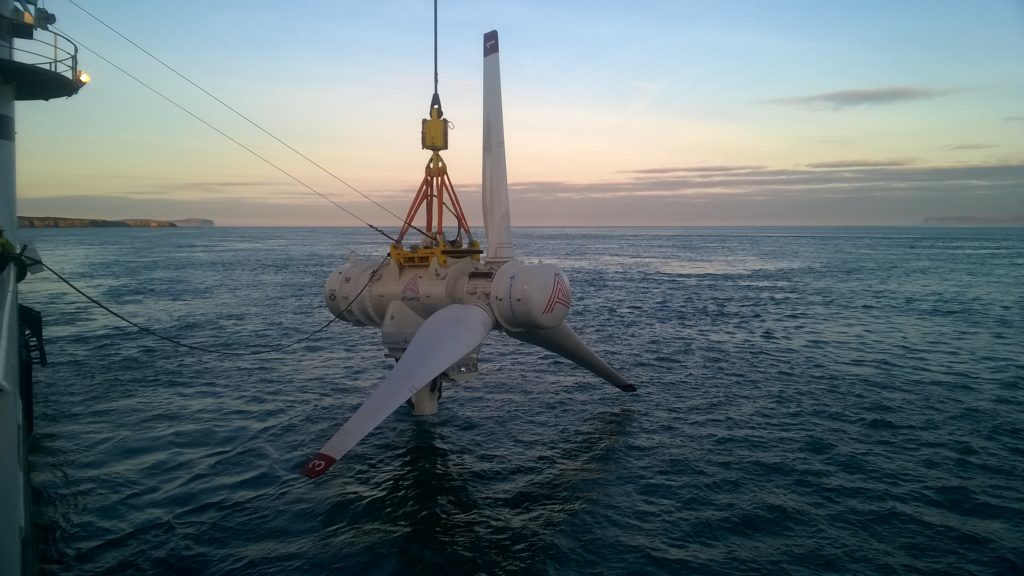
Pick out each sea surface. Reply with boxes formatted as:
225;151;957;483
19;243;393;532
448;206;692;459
18;226;1024;575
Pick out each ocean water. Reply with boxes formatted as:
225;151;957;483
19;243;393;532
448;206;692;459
18;226;1024;575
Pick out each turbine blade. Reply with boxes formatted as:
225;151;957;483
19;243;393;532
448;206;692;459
482;30;513;260
301;304;494;478
507;322;637;392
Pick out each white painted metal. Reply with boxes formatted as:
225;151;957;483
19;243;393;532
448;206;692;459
324;255;381;326
327;255;573;334
325;255;487;331
482;30;513;261
489;260;571;331
381;300;426;355
508;322;635;392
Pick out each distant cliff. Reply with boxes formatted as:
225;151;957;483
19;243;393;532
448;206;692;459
171;218;215;227
19;217;133;228
18;216;214;228
118;219;177;228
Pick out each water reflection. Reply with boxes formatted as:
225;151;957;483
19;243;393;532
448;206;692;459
385;418;484;575
396;407;636;574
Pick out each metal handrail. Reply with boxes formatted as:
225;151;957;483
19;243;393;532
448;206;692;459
6;28;78;80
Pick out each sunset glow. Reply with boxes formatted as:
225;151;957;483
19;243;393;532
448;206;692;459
16;1;1024;226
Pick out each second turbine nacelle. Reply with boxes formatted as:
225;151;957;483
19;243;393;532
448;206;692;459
325;254;572;347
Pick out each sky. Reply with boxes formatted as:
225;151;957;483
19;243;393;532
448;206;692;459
14;0;1024;226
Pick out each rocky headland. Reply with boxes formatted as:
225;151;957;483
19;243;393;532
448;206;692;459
18;217;215;228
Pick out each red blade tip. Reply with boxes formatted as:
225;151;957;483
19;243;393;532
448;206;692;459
300;452;338;478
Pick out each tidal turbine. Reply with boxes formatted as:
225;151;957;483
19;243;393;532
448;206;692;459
302;29;634;479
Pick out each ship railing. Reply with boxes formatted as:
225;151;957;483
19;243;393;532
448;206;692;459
6;28;80;82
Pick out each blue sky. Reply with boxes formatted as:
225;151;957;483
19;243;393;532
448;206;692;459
15;0;1024;226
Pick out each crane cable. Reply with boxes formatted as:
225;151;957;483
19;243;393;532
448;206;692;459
428;0;444;118
62;0;431;241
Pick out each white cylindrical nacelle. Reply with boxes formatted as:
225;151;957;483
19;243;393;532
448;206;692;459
489;261;571;331
325;260;381;326
325;256;484;329
326;257;570;333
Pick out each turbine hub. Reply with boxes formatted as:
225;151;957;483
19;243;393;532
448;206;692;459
490;261;571;331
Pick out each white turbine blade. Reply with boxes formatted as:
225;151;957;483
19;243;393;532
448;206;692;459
482;29;513;260
507;322;637;392
301;304;494;478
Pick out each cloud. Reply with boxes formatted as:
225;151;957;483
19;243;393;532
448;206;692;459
621;165;765;175
19;163;1024;227
806;159;914;169
509;180;571;189
1002;116;1024;122
500;162;1024;225
766;87;948;110
504;162;1024;201
945;143;997;150
141;179;286;195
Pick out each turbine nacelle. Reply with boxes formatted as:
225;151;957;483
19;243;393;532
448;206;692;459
324;257;572;334
324;255;383;326
489;261;570;331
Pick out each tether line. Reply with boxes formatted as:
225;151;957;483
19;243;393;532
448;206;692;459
29;255;388;356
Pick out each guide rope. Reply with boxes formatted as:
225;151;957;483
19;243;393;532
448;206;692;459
25;255;389;356
62;0;431;241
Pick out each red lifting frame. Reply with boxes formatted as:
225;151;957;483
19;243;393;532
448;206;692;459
397;155;473;246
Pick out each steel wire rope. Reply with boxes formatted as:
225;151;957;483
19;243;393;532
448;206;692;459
52;26;399;243
62;0;433;241
25;255;389;356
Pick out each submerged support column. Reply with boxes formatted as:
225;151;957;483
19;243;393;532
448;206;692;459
409;377;442;416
